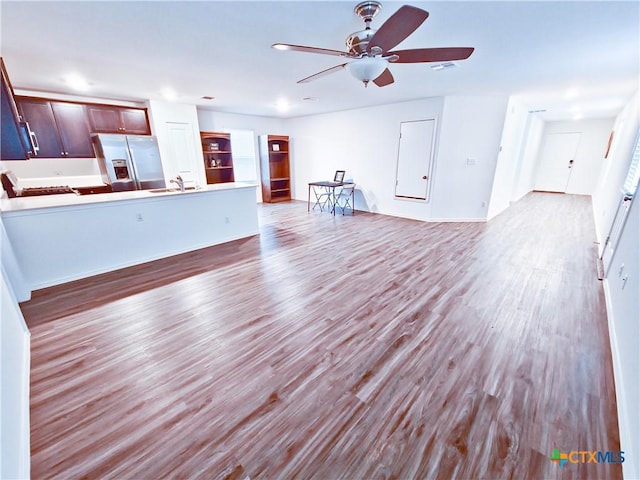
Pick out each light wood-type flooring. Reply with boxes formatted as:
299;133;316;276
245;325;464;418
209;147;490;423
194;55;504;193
21;192;621;479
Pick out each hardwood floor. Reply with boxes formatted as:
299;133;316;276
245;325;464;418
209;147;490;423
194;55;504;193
21;192;621;479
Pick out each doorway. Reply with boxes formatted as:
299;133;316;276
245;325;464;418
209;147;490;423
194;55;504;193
395;119;436;200
534;132;581;192
228;129;261;202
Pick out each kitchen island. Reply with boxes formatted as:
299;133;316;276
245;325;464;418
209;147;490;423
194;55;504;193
1;182;258;297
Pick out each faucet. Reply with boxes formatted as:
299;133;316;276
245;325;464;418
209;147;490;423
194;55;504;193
170;175;185;192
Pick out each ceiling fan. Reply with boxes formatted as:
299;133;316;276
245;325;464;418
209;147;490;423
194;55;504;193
272;1;474;87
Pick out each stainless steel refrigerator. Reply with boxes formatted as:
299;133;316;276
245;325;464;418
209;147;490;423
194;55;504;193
92;134;166;191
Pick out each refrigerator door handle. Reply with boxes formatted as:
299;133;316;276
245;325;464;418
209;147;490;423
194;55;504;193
128;147;142;190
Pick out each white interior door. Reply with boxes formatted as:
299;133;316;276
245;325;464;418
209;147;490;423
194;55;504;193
395;119;436;200
534;132;581;192
165;122;199;184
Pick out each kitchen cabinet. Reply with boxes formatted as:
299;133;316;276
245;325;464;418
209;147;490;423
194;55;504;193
1;58;30;160
17;97;93;158
259;134;291;202
87;105;150;135
16;98;61;158
201;131;234;184
51;102;95;157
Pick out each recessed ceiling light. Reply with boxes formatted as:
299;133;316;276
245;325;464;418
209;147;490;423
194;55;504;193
161;87;177;100
276;98;290;112
564;88;579;99
64;73;90;92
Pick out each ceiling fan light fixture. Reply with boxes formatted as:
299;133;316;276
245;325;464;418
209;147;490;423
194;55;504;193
274;3;473;88
346;57;388;86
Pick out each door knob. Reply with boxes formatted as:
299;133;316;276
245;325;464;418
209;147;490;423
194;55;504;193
422;175;428;180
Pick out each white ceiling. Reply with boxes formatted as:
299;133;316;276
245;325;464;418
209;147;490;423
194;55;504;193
1;1;638;121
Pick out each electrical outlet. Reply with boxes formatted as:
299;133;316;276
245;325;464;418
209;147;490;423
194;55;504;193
136;213;143;222
618;264;624;277
225;216;230;224
466;157;476;166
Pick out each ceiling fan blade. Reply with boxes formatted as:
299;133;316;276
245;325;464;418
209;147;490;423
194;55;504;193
373;68;394;87
272;43;350;58
298;63;347;84
367;5;429;54
388;47;475;63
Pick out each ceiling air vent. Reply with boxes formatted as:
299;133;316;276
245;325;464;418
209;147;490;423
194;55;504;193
430;62;457;71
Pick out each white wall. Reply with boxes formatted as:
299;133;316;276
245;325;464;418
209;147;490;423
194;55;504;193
511;114;545;202
591;91;640;480
593;92;640;247
487;97;531;219
287;95;508;221
603;188;639;480
286;98;444;220
0;157;100;180
1;215;29;302
431;95;509;221
1;265;31;480
197;110;285;135
565;118;615;194
535;118;614;195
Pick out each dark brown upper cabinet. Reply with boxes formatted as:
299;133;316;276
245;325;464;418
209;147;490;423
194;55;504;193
17;97;94;158
51;102;95;157
1;57;31;160
87;105;150;135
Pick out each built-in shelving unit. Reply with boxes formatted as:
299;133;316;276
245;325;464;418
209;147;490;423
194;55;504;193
201;131;234;184
259;134;291;202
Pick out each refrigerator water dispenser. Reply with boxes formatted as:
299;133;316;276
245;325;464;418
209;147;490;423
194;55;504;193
112;159;131;180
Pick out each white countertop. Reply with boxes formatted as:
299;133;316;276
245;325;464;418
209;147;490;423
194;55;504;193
0;182;257;214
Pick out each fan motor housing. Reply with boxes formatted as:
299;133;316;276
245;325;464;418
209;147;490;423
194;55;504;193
346;29;376;55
